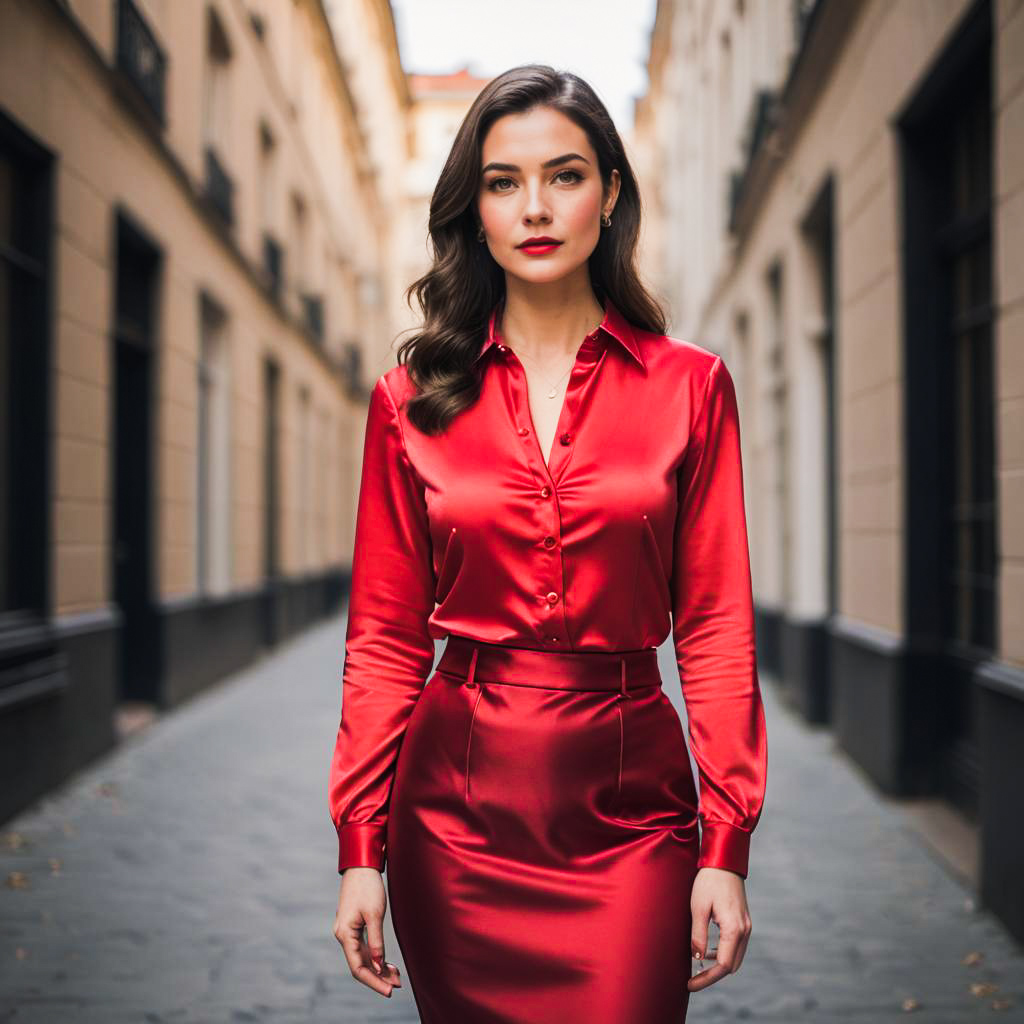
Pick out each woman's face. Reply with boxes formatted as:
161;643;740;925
476;105;619;286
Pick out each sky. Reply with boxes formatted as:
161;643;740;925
389;0;659;136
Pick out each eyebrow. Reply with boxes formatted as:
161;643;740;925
481;152;591;174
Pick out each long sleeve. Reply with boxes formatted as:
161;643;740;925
671;355;767;879
328;373;437;874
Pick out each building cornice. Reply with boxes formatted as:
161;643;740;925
728;0;867;245
40;0;357;390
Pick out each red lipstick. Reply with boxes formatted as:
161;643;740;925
517;236;563;255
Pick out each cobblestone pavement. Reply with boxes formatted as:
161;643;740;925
1;616;1023;1023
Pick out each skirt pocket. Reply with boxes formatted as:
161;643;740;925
464;682;485;800
614;687;699;827
613;695;629;816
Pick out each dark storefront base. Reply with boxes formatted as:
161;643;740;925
761;608;1024;946
0;567;349;828
757;604;831;725
778;615;831;725
830;616;919;795
754;605;782;679
0;609;119;826
977;663;1024;944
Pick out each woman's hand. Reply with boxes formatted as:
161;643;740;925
688;866;752;992
333;867;404;998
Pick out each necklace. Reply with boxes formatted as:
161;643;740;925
542;362;575;399
502;316;601;398
509;347;577;399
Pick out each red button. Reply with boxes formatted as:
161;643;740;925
518;427;529;436
559;432;571;445
543;536;556;548
540;486;551;498
546;591;559;604
549;637;559;643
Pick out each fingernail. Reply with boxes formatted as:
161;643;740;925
372;957;382;973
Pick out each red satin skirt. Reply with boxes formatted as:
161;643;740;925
385;635;700;1023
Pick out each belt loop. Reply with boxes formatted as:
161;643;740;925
465;647;480;689
619;657;630;699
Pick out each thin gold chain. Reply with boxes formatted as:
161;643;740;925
509;347;577;399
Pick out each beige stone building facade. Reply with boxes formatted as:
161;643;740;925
399;67;495;339
634;0;1023;939
0;0;411;823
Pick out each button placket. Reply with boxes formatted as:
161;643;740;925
501;339;600;649
502;352;565;640
536;483;565;644
550;341;605;486
544;370;583;485
539;347;606;644
504;346;585;488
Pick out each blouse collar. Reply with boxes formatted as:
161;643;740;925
474;296;645;370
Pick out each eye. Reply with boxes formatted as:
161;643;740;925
485;169;583;192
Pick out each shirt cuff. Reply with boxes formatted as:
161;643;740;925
337;822;387;874
697;820;751;879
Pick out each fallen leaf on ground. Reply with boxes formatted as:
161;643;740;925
970;982;999;997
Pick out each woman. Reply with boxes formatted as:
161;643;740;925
328;64;767;1023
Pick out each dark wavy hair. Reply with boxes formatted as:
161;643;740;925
396;63;666;435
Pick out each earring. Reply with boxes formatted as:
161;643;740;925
601;212;612;228
477;225;486;242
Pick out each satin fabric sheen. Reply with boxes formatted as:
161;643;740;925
328;295;768;1020
388;635;698;1022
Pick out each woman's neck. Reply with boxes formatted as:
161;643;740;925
499;285;605;367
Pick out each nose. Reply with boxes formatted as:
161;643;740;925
522;181;552;224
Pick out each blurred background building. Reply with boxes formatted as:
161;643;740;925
0;0;427;827
634;0;1022;940
400;66;495;337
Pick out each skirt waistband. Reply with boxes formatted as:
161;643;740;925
436;635;662;694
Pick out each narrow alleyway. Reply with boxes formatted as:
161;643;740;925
1;617;1022;1023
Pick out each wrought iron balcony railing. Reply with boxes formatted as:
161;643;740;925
115;0;167;124
339;341;365;398
262;233;283;301
204;147;234;227
301;292;324;343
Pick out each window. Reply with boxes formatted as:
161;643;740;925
898;0;994;815
290;193;323;342
766;260;791;608
290;193;307;303
258;122;276;231
203;7;234;225
115;0;167;125
945;75;995;652
297;384;312;566
258;123;282;298
901;20;996;658
0;112;53;678
197;293;232;596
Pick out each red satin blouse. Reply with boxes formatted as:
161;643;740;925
328;296;768;879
